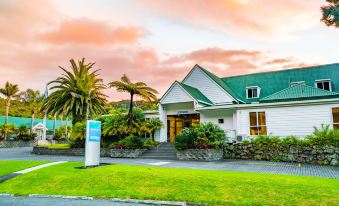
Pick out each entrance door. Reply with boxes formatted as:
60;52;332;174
167;114;200;143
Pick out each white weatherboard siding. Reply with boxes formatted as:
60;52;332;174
161;84;193;104
236;103;339;137
200;110;235;131
183;68;234;104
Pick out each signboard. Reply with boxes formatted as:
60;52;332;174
85;120;101;167
177;110;189;114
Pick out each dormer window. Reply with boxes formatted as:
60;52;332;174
290;81;305;86
246;86;260;99
315;79;332;91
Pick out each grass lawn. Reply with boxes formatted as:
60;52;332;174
0;162;338;205
0;160;49;177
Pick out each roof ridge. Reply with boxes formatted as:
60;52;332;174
222;63;339;79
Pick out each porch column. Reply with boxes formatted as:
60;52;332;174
158;104;167;142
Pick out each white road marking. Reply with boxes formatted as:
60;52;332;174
148;162;170;166
14;161;67;174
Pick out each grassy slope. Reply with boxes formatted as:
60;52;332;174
0;162;337;205
0;160;49;177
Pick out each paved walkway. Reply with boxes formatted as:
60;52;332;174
0;147;338;178
0;195;153;206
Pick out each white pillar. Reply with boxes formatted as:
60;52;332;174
158;104;167;142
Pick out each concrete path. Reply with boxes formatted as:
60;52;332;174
1;147;338;178
0;195;153;206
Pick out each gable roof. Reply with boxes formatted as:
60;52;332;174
260;84;339;103
222;63;339;103
178;82;213;105
193;65;241;102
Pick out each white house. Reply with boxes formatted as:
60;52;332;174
157;63;339;143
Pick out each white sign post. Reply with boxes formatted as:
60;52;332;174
85;120;101;167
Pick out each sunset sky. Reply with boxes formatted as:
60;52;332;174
0;0;338;100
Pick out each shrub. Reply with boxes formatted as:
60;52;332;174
143;138;159;149
54;125;72;141
305;124;339;146
281;136;304;146
70;122;86;148
175;123;226;150
110;135;144;149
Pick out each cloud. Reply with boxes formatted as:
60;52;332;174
139;0;321;40
39;19;144;45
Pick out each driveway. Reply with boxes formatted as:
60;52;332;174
0;147;338;178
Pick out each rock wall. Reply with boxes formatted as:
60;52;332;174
110;149;147;158
32;147;111;157
0;140;36;148
177;149;223;161
224;144;338;166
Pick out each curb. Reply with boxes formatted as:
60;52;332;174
1;194;187;205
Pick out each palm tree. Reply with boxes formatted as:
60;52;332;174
109;75;158;126
147;118;163;140
18;89;43;135
42;58;107;125
0;82;19;124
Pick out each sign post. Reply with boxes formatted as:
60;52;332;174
85;120;101;167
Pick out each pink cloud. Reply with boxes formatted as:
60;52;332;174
39;19;144;45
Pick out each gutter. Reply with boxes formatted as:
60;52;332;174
196;98;339;111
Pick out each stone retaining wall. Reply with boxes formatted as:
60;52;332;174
177;149;223;161
0;140;36;148
224;144;338;166
110;149;147;158
32;147;144;158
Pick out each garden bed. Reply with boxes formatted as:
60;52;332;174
177;149;223;161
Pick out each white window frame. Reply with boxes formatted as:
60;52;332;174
249;111;267;136
315;79;332;91
290;81;305;86
246;86;260;99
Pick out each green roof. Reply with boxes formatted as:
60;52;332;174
179;82;213;105
0;116;72;130
222;63;339;103
195;65;241;101
260;84;339;102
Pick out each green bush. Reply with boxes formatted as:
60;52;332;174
281;136;304;146
143;138;159;149
110;135;144;149
305;124;339;146
54;125;72;141
70;122;86;148
175;123;226;150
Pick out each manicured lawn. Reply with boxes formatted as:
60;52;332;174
0;162;337;205
0;160;49;177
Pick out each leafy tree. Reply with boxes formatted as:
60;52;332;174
321;0;339;28
0;82;19;124
145;118;163;140
0;123;17;140
108;74;158;126
18;89;43;134
42;58;107;125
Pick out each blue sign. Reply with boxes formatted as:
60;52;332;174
177;110;189;114
87;120;101;142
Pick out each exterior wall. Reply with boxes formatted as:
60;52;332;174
236;103;339;137
200;110;235;131
183;68;234;104
161;84;193;104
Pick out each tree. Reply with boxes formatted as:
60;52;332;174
321;0;339;28
108;75;158;126
18;89;43;135
0;82;19;124
42;58;107;125
146;118;163;140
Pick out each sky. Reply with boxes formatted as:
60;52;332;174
0;0;338;101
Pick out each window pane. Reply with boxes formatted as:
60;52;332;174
334;124;339;130
252;88;257;98
323;82;330;91
258;112;266;126
249;112;257;126
250;127;259;135
258;126;267;135
333;108;339;123
317;82;323;89
248;89;253;98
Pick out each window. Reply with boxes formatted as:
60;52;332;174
247;87;260;99
315;80;331;91
333;108;339;130
218;118;224;124
290;81;305;86
249;112;267;135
